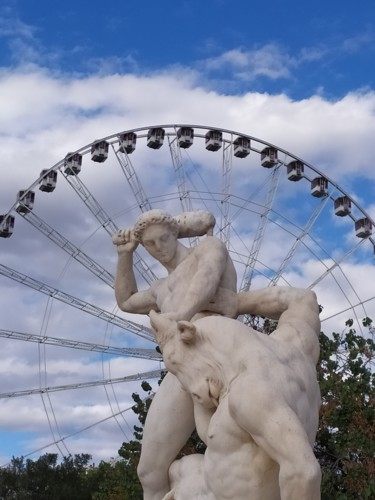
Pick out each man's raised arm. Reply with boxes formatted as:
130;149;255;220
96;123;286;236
113;229;157;314
237;286;321;365
237;286;320;321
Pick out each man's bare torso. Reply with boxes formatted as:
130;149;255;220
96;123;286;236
205;394;281;500
150;237;237;316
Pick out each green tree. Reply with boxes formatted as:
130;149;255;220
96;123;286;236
89;459;139;500
0;456;29;499
114;380;154;499
0;453;93;499
316;318;374;499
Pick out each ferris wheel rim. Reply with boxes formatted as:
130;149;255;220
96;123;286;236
2;123;374;342
1;123;374;240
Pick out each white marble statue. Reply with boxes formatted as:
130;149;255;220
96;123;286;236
113;209;238;500
113;209;321;500
150;285;321;500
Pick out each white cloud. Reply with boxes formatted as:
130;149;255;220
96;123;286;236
0;8;44;67
201;45;294;81
0;12;36;39
341;31;375;54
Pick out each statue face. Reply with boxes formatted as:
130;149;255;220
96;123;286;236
141;223;178;264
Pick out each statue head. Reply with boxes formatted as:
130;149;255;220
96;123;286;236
133;209;179;264
133;209;179;242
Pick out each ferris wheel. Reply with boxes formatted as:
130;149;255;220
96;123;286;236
0;124;374;463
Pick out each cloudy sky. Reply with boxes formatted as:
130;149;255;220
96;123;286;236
1;0;375;465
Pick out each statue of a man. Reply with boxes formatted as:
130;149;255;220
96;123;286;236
113;209;238;500
113;209;321;500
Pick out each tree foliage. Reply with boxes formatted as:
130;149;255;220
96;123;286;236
115;380;153;500
316;318;374;499
0;453;94;499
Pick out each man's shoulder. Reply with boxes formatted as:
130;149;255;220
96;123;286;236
195;235;226;249
193;236;227;255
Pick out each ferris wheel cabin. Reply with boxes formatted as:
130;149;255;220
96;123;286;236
16;190;35;214
233;136;251;158
64;153;82;175
205;130;223;151
355;218;372;238
119;132;137;154
287;160;304;181
177;127;194;148
260;147;278;168
39;169;57;192
91;140;109;163
334;196;351;217
147;128;165;149
311;177;328;197
0;214;15;238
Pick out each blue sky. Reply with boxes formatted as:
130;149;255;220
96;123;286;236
0;0;375;465
2;0;375;98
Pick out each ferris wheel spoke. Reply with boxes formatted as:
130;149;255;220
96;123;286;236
168;136;205;247
320;295;375;325
168;137;194;213
266;208;369;325
0;264;154;341
240;166;282;291
269;193;333;286
112;145;153;212
19;210;115;287
0;328;161;360
310;253;369;326
265;207;367;324
61;169;118;234
182;147;226;219
220;140;233;248
307;238;368;291
61;168;157;285
229;226;286;285
40;391;71;458
0;369;162;399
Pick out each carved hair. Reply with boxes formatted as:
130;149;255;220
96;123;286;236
133;209;179;242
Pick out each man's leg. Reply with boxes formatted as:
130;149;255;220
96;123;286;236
137;372;195;500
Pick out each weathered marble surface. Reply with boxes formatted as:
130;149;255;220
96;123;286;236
113;210;321;500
